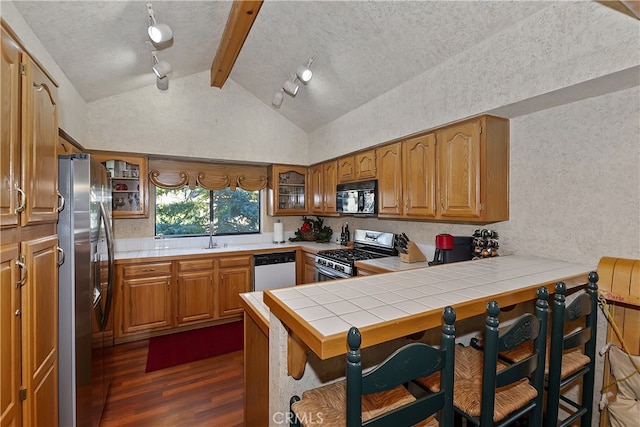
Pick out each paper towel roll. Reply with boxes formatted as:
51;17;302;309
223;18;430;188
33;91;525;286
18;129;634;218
274;221;285;243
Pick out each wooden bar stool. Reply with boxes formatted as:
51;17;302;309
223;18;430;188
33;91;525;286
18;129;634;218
545;273;598;427
415;287;549;426
289;306;457;427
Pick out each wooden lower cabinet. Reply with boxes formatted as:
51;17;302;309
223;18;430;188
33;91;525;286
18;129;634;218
119;262;173;335
177;259;216;325
243;308;269;426
301;252;316;284
218;256;251;317
1;241;21;427
115;254;251;341
20;234;59;427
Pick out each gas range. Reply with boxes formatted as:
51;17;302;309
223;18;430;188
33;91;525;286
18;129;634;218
315;230;397;279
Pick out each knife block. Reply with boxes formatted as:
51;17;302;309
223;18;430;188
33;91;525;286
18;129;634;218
400;242;426;263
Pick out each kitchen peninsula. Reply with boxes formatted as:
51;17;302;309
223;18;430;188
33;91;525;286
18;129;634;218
254;255;592;426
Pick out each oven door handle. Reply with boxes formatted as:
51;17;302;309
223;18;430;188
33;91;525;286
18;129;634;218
315;263;351;279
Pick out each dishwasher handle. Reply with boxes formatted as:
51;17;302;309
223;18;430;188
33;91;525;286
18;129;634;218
253;251;296;266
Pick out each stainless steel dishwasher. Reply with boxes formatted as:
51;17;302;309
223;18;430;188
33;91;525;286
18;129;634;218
253;251;297;291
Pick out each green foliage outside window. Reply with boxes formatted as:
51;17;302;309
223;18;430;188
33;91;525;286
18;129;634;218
155;186;260;236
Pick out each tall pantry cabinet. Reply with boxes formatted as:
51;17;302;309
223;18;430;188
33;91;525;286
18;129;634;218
1;24;61;427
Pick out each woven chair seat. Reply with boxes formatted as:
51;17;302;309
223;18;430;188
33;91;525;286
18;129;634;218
415;345;538;423
291;379;438;427
474;335;590;379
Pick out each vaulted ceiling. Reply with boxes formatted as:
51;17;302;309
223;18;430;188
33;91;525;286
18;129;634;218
12;1;571;132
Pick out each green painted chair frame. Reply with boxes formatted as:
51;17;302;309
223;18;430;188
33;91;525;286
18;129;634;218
544;272;599;427
459;286;549;426
290;306;457;427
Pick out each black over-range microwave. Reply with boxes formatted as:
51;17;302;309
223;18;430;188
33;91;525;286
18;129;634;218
336;180;377;215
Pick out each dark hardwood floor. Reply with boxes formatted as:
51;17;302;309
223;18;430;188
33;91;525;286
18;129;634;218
100;340;244;426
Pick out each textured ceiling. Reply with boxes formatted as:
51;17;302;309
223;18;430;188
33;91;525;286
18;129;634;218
12;0;552;132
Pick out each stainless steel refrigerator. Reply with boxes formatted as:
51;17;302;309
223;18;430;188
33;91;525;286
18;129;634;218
58;154;114;427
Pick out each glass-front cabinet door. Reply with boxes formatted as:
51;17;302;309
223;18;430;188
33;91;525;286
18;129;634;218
267;165;308;216
91;152;149;218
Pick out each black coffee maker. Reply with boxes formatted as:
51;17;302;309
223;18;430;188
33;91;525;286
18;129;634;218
429;234;473;266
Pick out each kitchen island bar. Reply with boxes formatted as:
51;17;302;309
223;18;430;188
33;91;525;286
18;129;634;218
260;255;592;426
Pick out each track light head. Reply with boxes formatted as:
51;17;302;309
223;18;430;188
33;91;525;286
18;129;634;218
272;90;284;108
147;3;173;44
283;79;299;97
157;76;169;91
152;59;172;79
296;65;312;84
148;23;173;44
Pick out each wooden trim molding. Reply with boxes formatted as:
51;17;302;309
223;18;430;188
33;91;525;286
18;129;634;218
210;1;263;88
149;159;268;191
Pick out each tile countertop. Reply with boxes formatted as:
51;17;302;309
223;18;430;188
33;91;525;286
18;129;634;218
115;241;344;260
263;255;594;360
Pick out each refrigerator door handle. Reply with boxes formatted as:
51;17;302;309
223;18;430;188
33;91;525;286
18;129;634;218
57;246;65;266
99;201;115;332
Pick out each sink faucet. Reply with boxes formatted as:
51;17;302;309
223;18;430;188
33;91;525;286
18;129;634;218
208;221;217;248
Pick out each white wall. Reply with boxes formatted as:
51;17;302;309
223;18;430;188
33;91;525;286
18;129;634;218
1;1;88;142
86;71;309;164
307;1;639;162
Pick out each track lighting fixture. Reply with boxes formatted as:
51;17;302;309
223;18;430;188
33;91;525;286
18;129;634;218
271;53;318;108
147;3;173;45
272;89;284;108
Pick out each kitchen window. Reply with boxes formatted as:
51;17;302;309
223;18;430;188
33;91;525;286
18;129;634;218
155;186;260;237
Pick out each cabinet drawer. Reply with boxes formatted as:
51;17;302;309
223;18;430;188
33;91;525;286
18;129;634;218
122;262;172;277
178;259;215;272
219;255;252;269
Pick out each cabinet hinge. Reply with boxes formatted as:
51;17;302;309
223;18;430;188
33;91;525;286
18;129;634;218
479;126;483;134
479;203;484;211
19;63;26;75
20;387;27;401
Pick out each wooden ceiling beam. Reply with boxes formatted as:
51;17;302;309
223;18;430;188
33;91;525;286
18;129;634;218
210;0;263;88
596;0;640;19
620;0;640;18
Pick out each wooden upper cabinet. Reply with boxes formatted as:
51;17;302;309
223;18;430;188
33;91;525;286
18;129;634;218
376;142;403;216
309;164;324;214
21;54;60;226
375;115;508;223
323;161;338;215
267;165;308;216
354;149;376;180
1;28;21;229
57;134;82;156
337;155;355;183
437;120;480;218
309;161;338;216
338;150;377;183
435;116;509;222
403;133;437;218
91;152;149;219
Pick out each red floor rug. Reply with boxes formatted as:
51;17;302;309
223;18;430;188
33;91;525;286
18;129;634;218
145;321;243;372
